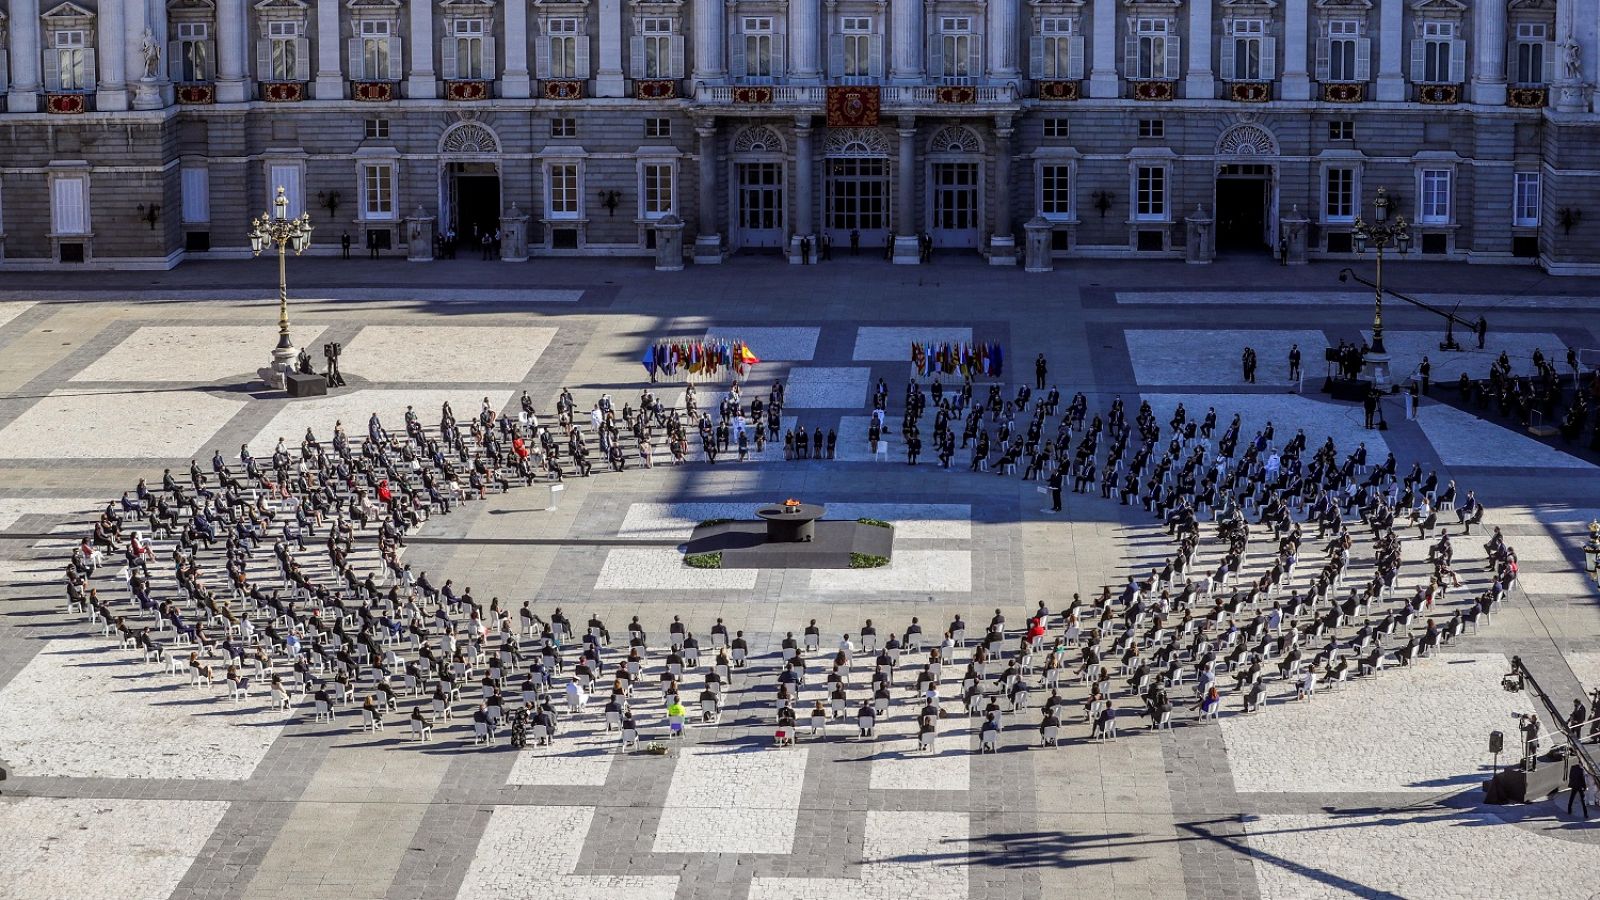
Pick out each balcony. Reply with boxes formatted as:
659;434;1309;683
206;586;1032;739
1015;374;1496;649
1507;85;1547;109
351;81;395;102
1415;83;1461;104
1321;82;1365;103
1227;81;1271;103
260;81;306;102
175;82;216;104
45;92;91;114
695;82;1017;108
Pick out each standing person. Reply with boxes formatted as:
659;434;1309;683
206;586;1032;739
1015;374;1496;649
1363;390;1379;429
341;231;352;259
1419;356;1432;396
1476;316;1488;350
1047;466;1063;513
1570;763;1591;818
1288;344;1302;382
850;228;861;255
1242;347;1257;384
800;236;812;265
1035;354;1048;391
821;233;832;261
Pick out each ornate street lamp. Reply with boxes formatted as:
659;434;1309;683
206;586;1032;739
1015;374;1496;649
1352;187;1411;388
249;186;314;389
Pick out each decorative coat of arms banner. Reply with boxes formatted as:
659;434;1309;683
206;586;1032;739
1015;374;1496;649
827;86;880;127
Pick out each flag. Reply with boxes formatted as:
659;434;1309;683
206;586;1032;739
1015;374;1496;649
739;342;760;366
642;345;657;377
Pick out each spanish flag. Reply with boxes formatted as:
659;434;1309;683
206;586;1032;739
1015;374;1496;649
739;342;760;367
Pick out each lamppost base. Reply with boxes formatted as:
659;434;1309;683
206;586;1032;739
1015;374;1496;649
259;344;297;390
1362;352;1393;390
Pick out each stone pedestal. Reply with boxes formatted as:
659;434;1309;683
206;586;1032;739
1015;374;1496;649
1023;217;1053;273
693;234;724;264
988;234;1017;266
1184;206;1214;265
654;214;685;271
1280;207;1310;265
788;234;817;265
1363;351;1393;390
132;79;164;110
893;235;921;265
1556;80;1590;112
257;337;296;390
499;204;530;261
404;207;435;262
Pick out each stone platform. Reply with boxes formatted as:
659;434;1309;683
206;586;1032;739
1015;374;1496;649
684;520;894;569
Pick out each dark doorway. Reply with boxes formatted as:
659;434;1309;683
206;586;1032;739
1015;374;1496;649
447;162;501;243
1216;172;1269;253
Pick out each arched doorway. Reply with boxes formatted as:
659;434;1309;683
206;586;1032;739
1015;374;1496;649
1213;123;1279;253
438;121;503;248
925;126;984;249
823;128;893;251
728;125;787;250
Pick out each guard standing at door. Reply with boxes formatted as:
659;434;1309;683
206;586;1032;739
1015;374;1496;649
341;231;351;259
820;233;832;261
850;229;861;255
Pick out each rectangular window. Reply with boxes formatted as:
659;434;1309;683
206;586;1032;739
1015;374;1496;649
1328;119;1354;141
645;117;671;138
1228;19;1264;81
1420;168;1451;223
51;176;89;235
1038;17;1079;79
940;17;976;82
1135;165;1166;220
267;164;304;218
1134;18;1173;80
641;17;673;78
1325;167;1355;222
1138;118;1164;138
268;21;301;81
1513;172;1541;226
642;163;674;217
1417;20;1458;83
362;164;395;220
549;18;579;78
53;30;89;91
181;167;210;223
550;116;576;137
842;17;872;78
1327;20;1362;82
743;16;774;78
1043;117;1068;139
176;22;211;81
365;118;389;138
453;19;487;80
1040;164;1072;218
357;19;392;80
547;164;579;218
1515;23;1550;85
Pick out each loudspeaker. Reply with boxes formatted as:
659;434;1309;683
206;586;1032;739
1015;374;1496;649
285;373;328;398
1490;730;1504;754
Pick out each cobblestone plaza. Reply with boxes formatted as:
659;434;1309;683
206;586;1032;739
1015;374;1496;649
0;253;1597;899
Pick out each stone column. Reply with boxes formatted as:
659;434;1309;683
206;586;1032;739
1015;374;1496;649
214;0;247;102
691;0;725;82
407;0;435;98
596;0;625;96
1088;0;1117;98
1375;0;1404;102
989;118;1016;264
890;0;923;81
123;0;147;96
693;120;724;263
893;116;920;264
1282;0;1310;100
1023;216;1053;272
502;0;531;97
789;117;815;263
96;0;130;111
986;0;1018;81
789;0;820;80
7;0;42;111
1471;0;1507;105
1183;0;1213;99
313;0;342;99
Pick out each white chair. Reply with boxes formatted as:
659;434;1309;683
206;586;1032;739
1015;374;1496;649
1156;711;1173;731
701;698;720;723
361;708;384;731
621;727;640;749
473;720;492;745
1041;724;1059;747
314;699;333;722
980;731;998;753
229;677;249;702
410;718;433;741
858;714;876;738
271;685;291;710
431;696;450;721
917;731;936;753
606;709;623;731
530;723;552;746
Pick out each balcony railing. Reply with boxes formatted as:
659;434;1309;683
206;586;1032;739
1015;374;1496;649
696;82;1017;105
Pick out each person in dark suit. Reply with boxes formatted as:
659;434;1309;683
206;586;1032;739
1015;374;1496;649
1569;764;1590;818
1047;467;1063;513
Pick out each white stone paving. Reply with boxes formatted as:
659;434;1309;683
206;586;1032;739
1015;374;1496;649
0;498;97;531
340;325;558;382
700;326;820;361
805;550;973;593
594;547;760;591
457;805;679;900
1220;653;1533;793
71;325;327;383
1415;402;1593;469
505;722;616;786
1362;329;1571;384
0;301;37;331
0;797;230;900
245;389;515;454
0;636;291;780
784;367;872;408
1517;569;1597;597
853;327;975;362
0;557;65;585
1125;330;1328;387
0;388;245;460
1141;394;1389;459
1568;652;1600;693
617;502;972;541
654;745;811;854
1243;810;1600;900
747;811;970;900
1119;291;1600;309
1486;504;1600;531
869;732;972;791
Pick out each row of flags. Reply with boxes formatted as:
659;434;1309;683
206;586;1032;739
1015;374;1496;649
643;338;761;380
911;340;1004;379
